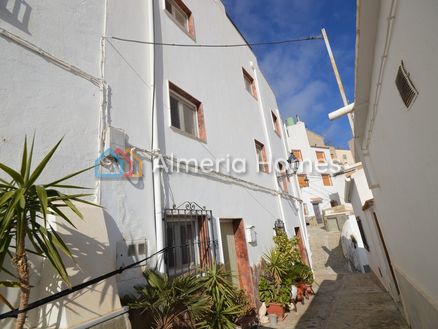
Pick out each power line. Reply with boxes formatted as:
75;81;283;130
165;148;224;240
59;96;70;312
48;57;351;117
107;35;323;48
0;247;169;319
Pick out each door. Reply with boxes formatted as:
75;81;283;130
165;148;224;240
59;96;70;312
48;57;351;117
312;202;323;224
373;212;400;296
220;221;240;287
294;227;309;265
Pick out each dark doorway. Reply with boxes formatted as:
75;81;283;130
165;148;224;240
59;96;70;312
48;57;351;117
312;202;323;224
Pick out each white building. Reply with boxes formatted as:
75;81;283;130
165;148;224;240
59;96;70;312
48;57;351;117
344;165;400;297
285;119;348;223
331;0;438;327
0;1;310;327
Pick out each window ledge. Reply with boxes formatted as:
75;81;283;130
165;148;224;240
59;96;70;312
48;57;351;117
164;11;196;42
170;126;206;143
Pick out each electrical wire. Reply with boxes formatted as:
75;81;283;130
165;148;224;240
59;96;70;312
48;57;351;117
107;35;323;48
0;247;168;319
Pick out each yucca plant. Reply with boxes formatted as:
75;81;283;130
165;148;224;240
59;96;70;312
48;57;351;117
200;264;246;329
129;269;211;329
0;137;97;329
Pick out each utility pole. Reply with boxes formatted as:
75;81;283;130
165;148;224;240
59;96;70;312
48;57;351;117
321;28;354;133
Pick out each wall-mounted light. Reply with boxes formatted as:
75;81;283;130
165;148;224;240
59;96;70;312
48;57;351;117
287;153;300;173
274;219;285;231
246;225;257;244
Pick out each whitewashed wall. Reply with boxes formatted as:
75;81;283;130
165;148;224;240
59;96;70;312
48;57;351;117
1;2;310;320
355;0;438;327
156;0;306;267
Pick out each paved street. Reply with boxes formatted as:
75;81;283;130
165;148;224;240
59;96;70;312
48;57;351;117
261;225;409;329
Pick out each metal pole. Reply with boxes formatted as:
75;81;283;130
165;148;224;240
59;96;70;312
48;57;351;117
321;28;354;132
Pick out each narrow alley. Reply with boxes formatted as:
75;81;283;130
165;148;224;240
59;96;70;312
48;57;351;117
262;225;409;329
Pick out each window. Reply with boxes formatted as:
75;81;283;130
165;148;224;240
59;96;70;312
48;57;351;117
271;111;281;136
255;140;268;173
356;217;370;251
277;162;288;192
165;0;195;38
242;68;257;99
303;203;309;216
169;82;206;141
316;151;326;163
292;149;303;161
298;174;309;188
322;174;332;186
165;217;198;274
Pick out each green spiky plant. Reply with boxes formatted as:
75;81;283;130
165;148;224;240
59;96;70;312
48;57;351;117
201;264;245;329
129;269;211;329
0;137;97;329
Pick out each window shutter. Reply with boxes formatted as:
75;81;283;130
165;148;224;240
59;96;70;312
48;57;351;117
322;174;332;186
293;150;302;161
197;103;206;142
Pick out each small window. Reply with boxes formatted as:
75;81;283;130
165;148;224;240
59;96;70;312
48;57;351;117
242;68;257;99
298;174;309;188
277;162;288;192
356;217;370;251
316;151;326;163
322;174;332;186
395;61;418;109
292;150;303;161
165;0;195;38
271;111;281;136
255;140;268;173
169;82;206;141
303;203;309;216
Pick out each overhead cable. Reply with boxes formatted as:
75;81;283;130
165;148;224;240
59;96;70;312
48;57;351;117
107;35;323;48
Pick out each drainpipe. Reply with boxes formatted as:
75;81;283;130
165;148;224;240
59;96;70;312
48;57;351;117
147;0;164;272
250;62;290;236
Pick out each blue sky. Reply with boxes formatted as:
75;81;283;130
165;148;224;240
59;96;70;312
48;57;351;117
222;0;356;149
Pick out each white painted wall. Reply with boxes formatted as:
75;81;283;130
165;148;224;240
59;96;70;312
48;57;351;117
354;0;438;326
347;168;400;302
0;1;310;326
156;0;307;267
340;215;369;273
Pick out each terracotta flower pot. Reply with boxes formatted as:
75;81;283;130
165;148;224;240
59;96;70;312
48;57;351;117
267;303;285;319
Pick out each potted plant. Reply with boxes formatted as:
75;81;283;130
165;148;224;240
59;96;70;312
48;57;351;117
258;250;291;318
258;229;314;317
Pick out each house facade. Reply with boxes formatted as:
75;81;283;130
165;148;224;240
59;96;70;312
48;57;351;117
285;119;348;223
0;0;310;327
332;0;438;327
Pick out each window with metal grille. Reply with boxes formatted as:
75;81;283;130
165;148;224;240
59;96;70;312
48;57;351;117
163;202;218;277
395;61;418;108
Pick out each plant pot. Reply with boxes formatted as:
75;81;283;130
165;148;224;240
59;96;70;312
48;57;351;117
267;303;285;319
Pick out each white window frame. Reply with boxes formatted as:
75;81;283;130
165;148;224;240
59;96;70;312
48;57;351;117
170;90;199;137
